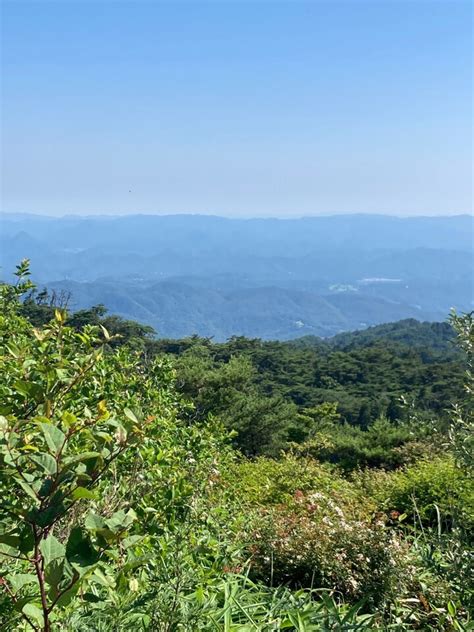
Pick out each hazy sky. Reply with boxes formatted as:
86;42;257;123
1;0;472;217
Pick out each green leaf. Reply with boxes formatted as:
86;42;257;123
61;412;77;429
55;582;80;608
18;526;34;554
45;559;65;594
105;509;137;534
0;543;19;558
122;535;144;549
40;423;66;455
29;499;66;528
66;527;99;570
71;487;97;501
0;529;20;548
91;568;115;588
30;453;57;475
37;536;65;594
0;415;8;432
22;603;44;624
85;510;137;544
84;513;106;531
96;431;113;443
18;479;39;502
9;573;37;592
40;534;65;567
124;408;139;424
14;380;43;401
63;451;101;466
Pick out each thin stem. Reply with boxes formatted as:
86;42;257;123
32;527;50;632
0;550;31;561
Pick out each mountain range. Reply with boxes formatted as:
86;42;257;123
1;213;472;340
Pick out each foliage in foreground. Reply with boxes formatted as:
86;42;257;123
0;262;472;631
0;263;232;630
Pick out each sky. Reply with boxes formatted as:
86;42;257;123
1;0;472;217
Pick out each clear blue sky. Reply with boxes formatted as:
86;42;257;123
1;0;472;217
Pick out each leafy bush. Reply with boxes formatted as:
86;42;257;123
226;453;366;509
225;453;473;618
0;262;234;630
247;494;398;605
294;416;439;472
223;456;394;604
359;456;473;531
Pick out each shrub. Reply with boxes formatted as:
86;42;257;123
223;455;398;604
0;262;233;631
296;416;438;472
226;453;367;510
246;491;399;605
359;456;473;531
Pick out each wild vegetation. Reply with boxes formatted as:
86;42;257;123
1;261;472;631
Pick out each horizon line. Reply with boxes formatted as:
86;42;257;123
2;211;473;221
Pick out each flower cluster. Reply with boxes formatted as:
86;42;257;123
247;488;400;605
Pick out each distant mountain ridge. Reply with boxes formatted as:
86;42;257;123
44;278;435;340
2;213;472;256
1;213;472;340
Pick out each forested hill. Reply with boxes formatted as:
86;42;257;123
290;319;457;354
19;288;458;354
18;291;466;461
150;329;464;456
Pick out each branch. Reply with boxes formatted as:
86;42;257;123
0;551;31;562
32;528;50;632
50;353;101;415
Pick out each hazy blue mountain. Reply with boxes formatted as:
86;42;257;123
1;213;472;340
2;213;472;254
42;278;437;340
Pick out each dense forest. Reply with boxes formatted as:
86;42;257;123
1;261;473;631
